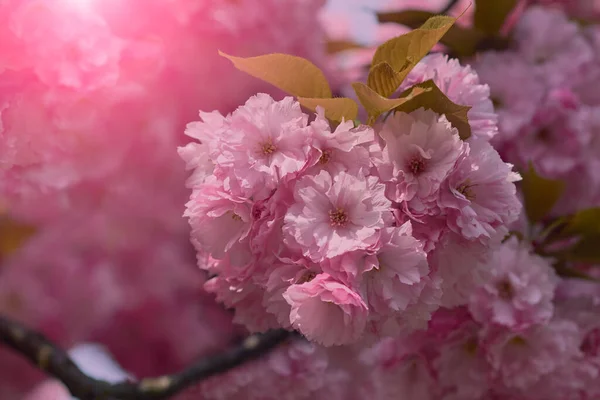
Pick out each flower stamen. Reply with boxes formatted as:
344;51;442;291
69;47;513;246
329;208;349;227
497;279;515;300
230;212;243;221
319;149;332;165
407;156;426;175
261;141;277;155
296;271;317;284
457;180;476;201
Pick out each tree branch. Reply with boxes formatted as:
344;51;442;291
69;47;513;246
0;315;291;400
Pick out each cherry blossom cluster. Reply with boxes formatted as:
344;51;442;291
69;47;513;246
181;60;521;345
0;0;328;221
0;0;328;397
474;5;600;214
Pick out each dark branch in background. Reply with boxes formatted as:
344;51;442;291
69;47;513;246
0;315;291;400
440;0;461;15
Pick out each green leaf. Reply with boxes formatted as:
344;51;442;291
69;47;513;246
560;234;600;264
521;163;565;224
352;82;431;124
368;15;456;97
366;62;410;100
0;217;36;258
393;80;472;140
553;261;599;281
377;10;485;57
474;0;518;35
561;208;600;237
377;10;435;26
326;40;364;54
219;51;332;98
298;97;359;122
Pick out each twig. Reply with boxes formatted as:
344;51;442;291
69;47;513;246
440;0;461;15
0;315;290;400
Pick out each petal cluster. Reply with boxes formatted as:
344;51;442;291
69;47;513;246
182;93;520;346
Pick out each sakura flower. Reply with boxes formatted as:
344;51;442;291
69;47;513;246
525;358;600;400
185;178;252;265
359;337;437;400
5;0;123;91
262;258;320;329
283;170;390;262
485;319;582;390
505;92;590;180
178;141;215;188
283;273;368;346
377;109;465;212
211;94;310;197
469;238;558;330
438;139;522;244
473;51;545;146
433;332;491;400
198;340;350;400
513;6;594;88
369;275;443;338
306;108;374;176
429;234;492;307
204;275;279;333
362;223;429;314
400;54;499;141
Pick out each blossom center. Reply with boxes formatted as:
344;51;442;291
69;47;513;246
230;212;243;221
536;128;552;143
319;149;332;165
509;336;528;346
329;208;349;227
491;96;503;109
497;279;514;300
457;180;476;201
296;271;317;284
406;155;426;175
260;140;277;155
463;338;478;355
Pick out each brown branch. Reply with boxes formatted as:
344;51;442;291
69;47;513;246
0;315;291;400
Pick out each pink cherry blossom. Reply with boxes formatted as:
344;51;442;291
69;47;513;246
429;234;493;307
359;337;437;400
469;237;558;330
283;273;368;346
377;109;465;212
370;275;444;338
306;108;374;176
185;178;252;265
262;258;320;329
204;275;280;333
433;332;491;400
400;54;499;141
513;6;594;88
473;52;545;146
485;320;582;390
207;94;311;197
197;340;351;400
438;139;522;244
504;92;591;181
283;169;390;262
362;223;429;314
